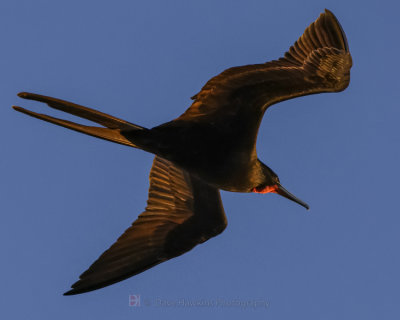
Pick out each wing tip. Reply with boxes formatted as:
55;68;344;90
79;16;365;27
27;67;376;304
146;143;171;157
63;289;78;296
63;280;92;296
323;8;335;17
63;287;92;296
321;9;349;52
63;284;93;296
282;9;350;68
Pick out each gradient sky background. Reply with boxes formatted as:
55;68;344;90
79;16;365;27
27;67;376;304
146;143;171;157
2;0;399;319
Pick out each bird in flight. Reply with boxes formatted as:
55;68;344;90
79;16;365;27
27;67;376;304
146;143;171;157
13;9;352;295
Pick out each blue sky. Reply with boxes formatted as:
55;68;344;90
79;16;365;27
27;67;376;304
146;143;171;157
1;0;399;319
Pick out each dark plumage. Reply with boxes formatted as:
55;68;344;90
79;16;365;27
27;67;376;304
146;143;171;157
13;9;352;295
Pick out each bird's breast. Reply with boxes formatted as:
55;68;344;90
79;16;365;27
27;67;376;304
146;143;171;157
144;119;260;192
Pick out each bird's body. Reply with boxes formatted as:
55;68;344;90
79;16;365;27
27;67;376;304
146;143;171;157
129;117;262;192
13;9;352;295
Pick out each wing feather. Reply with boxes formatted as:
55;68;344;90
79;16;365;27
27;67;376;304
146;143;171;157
180;9;352;120
64;156;227;295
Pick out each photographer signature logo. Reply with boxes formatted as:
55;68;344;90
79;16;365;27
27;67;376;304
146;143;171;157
129;295;141;307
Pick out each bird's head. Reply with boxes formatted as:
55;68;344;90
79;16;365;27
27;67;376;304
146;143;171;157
252;162;309;210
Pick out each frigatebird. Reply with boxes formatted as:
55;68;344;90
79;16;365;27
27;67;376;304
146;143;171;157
13;9;352;295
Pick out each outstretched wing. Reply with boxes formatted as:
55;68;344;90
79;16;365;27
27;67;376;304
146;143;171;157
64;156;227;295
13;93;227;295
179;9;352;121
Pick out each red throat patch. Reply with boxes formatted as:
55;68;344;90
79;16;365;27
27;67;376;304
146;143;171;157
252;184;279;194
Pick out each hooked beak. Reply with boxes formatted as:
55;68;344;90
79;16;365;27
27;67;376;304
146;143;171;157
276;182;309;210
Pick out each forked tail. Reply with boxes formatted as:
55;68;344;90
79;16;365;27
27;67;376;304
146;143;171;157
13;92;146;148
